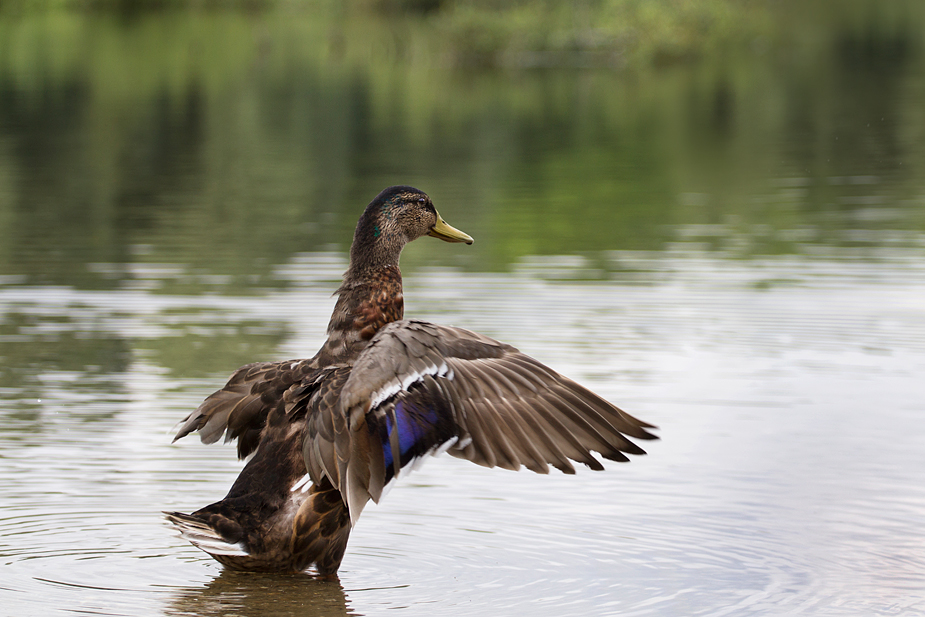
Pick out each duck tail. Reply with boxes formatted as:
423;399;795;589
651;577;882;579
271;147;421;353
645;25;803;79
167;408;353;575
164;477;351;575
164;510;250;560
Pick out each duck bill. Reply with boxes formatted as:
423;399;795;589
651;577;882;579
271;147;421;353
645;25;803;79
428;212;474;244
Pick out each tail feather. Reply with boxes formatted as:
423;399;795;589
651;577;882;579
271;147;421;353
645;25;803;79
165;511;249;557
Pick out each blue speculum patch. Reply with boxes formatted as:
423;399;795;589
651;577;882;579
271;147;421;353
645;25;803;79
382;400;439;470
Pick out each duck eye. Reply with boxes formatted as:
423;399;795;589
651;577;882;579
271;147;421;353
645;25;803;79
417;197;426;204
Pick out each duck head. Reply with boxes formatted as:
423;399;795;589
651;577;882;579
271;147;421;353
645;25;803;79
349;186;473;273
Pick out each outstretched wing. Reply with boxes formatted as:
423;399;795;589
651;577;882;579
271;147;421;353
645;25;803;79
333;319;658;523
173;359;317;459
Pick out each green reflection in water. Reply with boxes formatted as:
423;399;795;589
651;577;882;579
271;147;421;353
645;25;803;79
0;307;286;379
140;316;287;377
0;2;923;291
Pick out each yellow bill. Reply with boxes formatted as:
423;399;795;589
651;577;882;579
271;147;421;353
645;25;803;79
428;212;474;244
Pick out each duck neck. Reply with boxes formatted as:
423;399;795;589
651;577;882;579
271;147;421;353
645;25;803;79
315;265;405;364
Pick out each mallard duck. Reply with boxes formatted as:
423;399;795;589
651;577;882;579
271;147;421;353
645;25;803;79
167;185;657;577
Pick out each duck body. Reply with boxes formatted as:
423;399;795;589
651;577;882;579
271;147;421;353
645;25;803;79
167;186;657;577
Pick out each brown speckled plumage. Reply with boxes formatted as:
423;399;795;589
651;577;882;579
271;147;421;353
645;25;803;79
167;185;657;577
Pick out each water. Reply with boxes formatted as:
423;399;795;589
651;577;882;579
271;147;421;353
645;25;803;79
2;4;925;616
2;255;923;616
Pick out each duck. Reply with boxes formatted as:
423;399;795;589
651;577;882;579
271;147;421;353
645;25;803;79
166;185;657;577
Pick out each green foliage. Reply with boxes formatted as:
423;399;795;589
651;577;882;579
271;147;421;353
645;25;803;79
0;0;771;70
432;0;771;68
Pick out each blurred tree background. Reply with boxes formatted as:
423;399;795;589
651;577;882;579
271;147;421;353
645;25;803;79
0;0;922;289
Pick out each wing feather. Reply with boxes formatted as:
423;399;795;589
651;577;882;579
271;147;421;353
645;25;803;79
490;395;550;474
173;360;316;459
324;319;657;523
302;367;351;488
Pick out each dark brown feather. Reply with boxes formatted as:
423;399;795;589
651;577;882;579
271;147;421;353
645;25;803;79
173;359;317;459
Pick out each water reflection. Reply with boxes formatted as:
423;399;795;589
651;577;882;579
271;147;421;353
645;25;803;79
168;571;355;617
2;5;924;287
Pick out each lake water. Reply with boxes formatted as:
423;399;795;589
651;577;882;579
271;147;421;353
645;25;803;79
1;5;925;617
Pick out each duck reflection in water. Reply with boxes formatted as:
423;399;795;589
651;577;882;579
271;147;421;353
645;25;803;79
167;570;355;617
167;186;657;577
